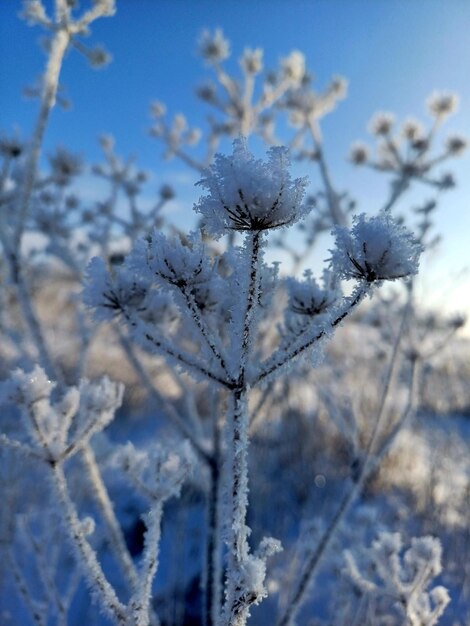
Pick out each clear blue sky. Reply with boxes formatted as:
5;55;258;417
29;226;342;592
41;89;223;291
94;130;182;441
1;0;469;318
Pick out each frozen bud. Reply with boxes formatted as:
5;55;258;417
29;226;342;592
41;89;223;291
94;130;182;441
411;137;430;152
150;101;166;118
79;377;123;417
256;537;283;560
130;230;212;289
93;0;116;17
330;75;348;99
83;257;148;321
240;47;263;74
287;270;338;316
349;142;369;165
401;118;424;141
427;91;459;119
0;134;24;159
430;586;451;611
196;82;217;102
198;28;230;63
437;172;455;190
88;46;112;68
21;0;48;25
405;536;442;576
49;147;82;184
118;441;193;501
159;183;175;200
195;138;309;237
368;112;395;136
331;212;421;282
445;134;468;156
0;365;54;407
281;50;306;83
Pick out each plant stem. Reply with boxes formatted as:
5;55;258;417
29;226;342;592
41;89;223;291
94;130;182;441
51;463;128;625
81;445;140;592
277;303;410;626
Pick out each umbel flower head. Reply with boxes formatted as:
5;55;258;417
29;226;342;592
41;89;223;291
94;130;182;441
195;138;309;237
331;213;421;283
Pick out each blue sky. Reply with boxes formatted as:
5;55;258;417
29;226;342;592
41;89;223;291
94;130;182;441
1;0;469;319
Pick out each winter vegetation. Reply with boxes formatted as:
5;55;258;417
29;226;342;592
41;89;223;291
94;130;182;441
1;2;470;626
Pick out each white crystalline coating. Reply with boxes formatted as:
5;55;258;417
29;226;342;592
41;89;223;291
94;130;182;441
404;536;443;577
342;532;450;626
286;270;339;316
116;440;193;502
349;142;369;165
198;28;230;63
194;138;309;237
78;377;124;417
83;257;148;321
240;47;263;74
129;230;212;288
0;364;54;406
331;212;421;282
0;367;121;459
426;91;459;119
367;111;395;136
281;50;306;83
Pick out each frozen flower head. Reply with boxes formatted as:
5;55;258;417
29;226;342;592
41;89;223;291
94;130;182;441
196;81;217;103
287;270;339;317
117;441;193;501
150;101;166;118
445;134;468;156
240;47;263;74
368;112;395;136
130;230;212;289
88;46;112;69
331;213;421;283
195;138;309;237
401;118;424;141
21;0;49;25
436;172;455;190
349;142;369;165
281;50;306;83
159;183;175;200
48;147;82;185
198;28;230;64
330;76;348;98
0;133;24;159
84;257;148;321
427;91;459;119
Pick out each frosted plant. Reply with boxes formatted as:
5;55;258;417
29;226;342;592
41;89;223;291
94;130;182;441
342;532;450;626
350;97;467;213
1;6;468;626
0;366;192;626
85;138;421;626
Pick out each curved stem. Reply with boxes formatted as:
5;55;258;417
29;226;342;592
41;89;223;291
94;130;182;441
277;302;411;626
81;445;140;592
51;463;128;625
